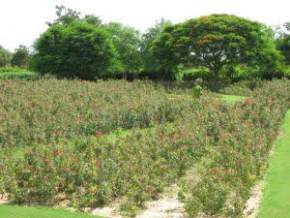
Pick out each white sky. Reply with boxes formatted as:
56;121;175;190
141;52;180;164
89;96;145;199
1;0;290;51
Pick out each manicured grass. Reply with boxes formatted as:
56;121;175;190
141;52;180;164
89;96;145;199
259;110;290;218
219;94;246;104
0;205;101;218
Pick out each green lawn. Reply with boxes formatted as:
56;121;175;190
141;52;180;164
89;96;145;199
0;205;101;218
259;110;290;218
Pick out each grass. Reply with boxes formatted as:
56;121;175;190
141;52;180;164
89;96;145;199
0;205;101;218
259;110;290;218
0;71;38;80
219;94;246;104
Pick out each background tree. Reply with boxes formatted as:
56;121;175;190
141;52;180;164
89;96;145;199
152;14;283;80
104;22;142;74
48;5;81;26
0;46;11;67
84;15;102;26
33;21;117;80
276;23;290;65
11;45;30;68
140;19;172;74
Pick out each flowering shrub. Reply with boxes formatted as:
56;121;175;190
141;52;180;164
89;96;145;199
0;79;194;147
1;79;289;217
181;79;290;217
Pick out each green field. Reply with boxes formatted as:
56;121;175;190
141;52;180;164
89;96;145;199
259;110;290;218
0;205;100;218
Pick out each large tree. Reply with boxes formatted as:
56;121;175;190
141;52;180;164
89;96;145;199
152;14;283;79
33;21;117;80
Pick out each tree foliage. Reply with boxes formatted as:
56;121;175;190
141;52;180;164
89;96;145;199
152;14;283;79
0;46;11;67
33;21;116;80
140;19;172;74
104;22;142;73
30;7;286;81
11;45;30;68
276;24;290;65
48;5;81;26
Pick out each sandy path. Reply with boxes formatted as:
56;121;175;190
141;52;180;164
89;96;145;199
92;206;122;218
92;184;186;218
136;196;184;218
244;182;264;218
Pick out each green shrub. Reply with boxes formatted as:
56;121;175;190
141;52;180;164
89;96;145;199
218;79;264;96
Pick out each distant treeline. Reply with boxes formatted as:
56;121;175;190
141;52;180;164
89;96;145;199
1;5;290;81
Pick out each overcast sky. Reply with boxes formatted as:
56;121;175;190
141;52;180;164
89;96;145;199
1;0;290;51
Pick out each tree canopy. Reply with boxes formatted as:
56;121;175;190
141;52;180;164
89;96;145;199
29;6;288;81
152;14;283;79
33;21;116;80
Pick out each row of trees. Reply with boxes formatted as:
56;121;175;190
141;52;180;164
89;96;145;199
0;45;30;68
33;6;165;80
4;6;290;81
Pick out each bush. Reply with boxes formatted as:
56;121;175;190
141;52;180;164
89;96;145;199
218;79;264;96
183;67;211;81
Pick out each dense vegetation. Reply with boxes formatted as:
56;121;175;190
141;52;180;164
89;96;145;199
1;4;290;218
1;6;290;82
181;80;290;217
0;79;289;217
152;15;284;80
0;79;189;147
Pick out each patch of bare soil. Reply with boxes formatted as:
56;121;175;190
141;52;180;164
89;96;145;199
91;184;186;218
243;182;264;218
0;194;9;205
136;196;185;218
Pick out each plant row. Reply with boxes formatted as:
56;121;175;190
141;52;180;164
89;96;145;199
0;79;195;148
1;80;290;217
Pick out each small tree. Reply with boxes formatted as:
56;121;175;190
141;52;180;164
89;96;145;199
11;45;30;68
0;46;11;67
